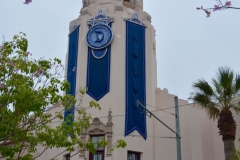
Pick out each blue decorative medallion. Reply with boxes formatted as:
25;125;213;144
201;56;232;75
86;24;113;50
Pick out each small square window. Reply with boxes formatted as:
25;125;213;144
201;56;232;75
91;135;105;150
128;151;140;160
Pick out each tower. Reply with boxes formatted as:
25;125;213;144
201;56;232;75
66;0;157;159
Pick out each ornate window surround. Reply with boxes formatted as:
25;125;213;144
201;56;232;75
79;109;113;158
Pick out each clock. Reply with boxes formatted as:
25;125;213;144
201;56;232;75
86;24;113;50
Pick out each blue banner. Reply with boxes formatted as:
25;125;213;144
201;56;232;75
125;21;146;139
86;24;112;101
64;26;79;123
86;47;111;101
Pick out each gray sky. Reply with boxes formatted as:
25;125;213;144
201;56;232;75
0;0;240;100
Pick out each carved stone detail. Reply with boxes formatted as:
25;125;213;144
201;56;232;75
80;3;96;16
69;18;80;32
106;109;113;156
80;109;113;157
141;11;152;22
82;0;88;8
79;110;87;158
87;118;107;134
99;0;112;5
135;0;143;9
115;1;123;11
125;12;146;27
89;0;95;5
123;0;136;9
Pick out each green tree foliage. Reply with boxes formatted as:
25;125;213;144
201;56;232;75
231;139;240;160
190;67;240;160
0;33;126;159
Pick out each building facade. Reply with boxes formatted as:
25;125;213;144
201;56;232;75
38;0;240;160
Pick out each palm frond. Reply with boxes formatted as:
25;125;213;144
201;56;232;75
231;98;240;114
230;99;240;107
190;66;240;120
235;73;240;94
206;104;220;120
191;93;220;120
217;66;234;90
193;79;214;96
232;105;240;115
236;99;240;107
212;78;223;96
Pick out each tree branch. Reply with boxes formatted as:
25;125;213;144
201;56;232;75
33;147;48;159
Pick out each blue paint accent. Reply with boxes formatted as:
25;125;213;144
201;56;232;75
86;23;112;101
125;21;146;139
96;15;105;19
64;26;79;123
125;14;146;27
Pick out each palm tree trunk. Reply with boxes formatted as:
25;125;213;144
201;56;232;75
224;139;234;160
218;110;236;160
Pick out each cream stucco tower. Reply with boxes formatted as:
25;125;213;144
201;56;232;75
66;0;157;159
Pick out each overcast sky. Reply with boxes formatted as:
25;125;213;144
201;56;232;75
0;0;240;100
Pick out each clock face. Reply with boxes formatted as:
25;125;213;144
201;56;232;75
86;24;113;50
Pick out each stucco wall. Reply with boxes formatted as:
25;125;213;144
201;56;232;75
155;89;240;160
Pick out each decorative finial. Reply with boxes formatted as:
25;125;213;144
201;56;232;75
108;109;112;123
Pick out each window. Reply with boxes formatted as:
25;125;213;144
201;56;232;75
64;153;70;160
89;135;105;160
90;151;104;160
128;151;140;160
91;136;105;150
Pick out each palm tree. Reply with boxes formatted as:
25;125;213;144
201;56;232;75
190;66;240;160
